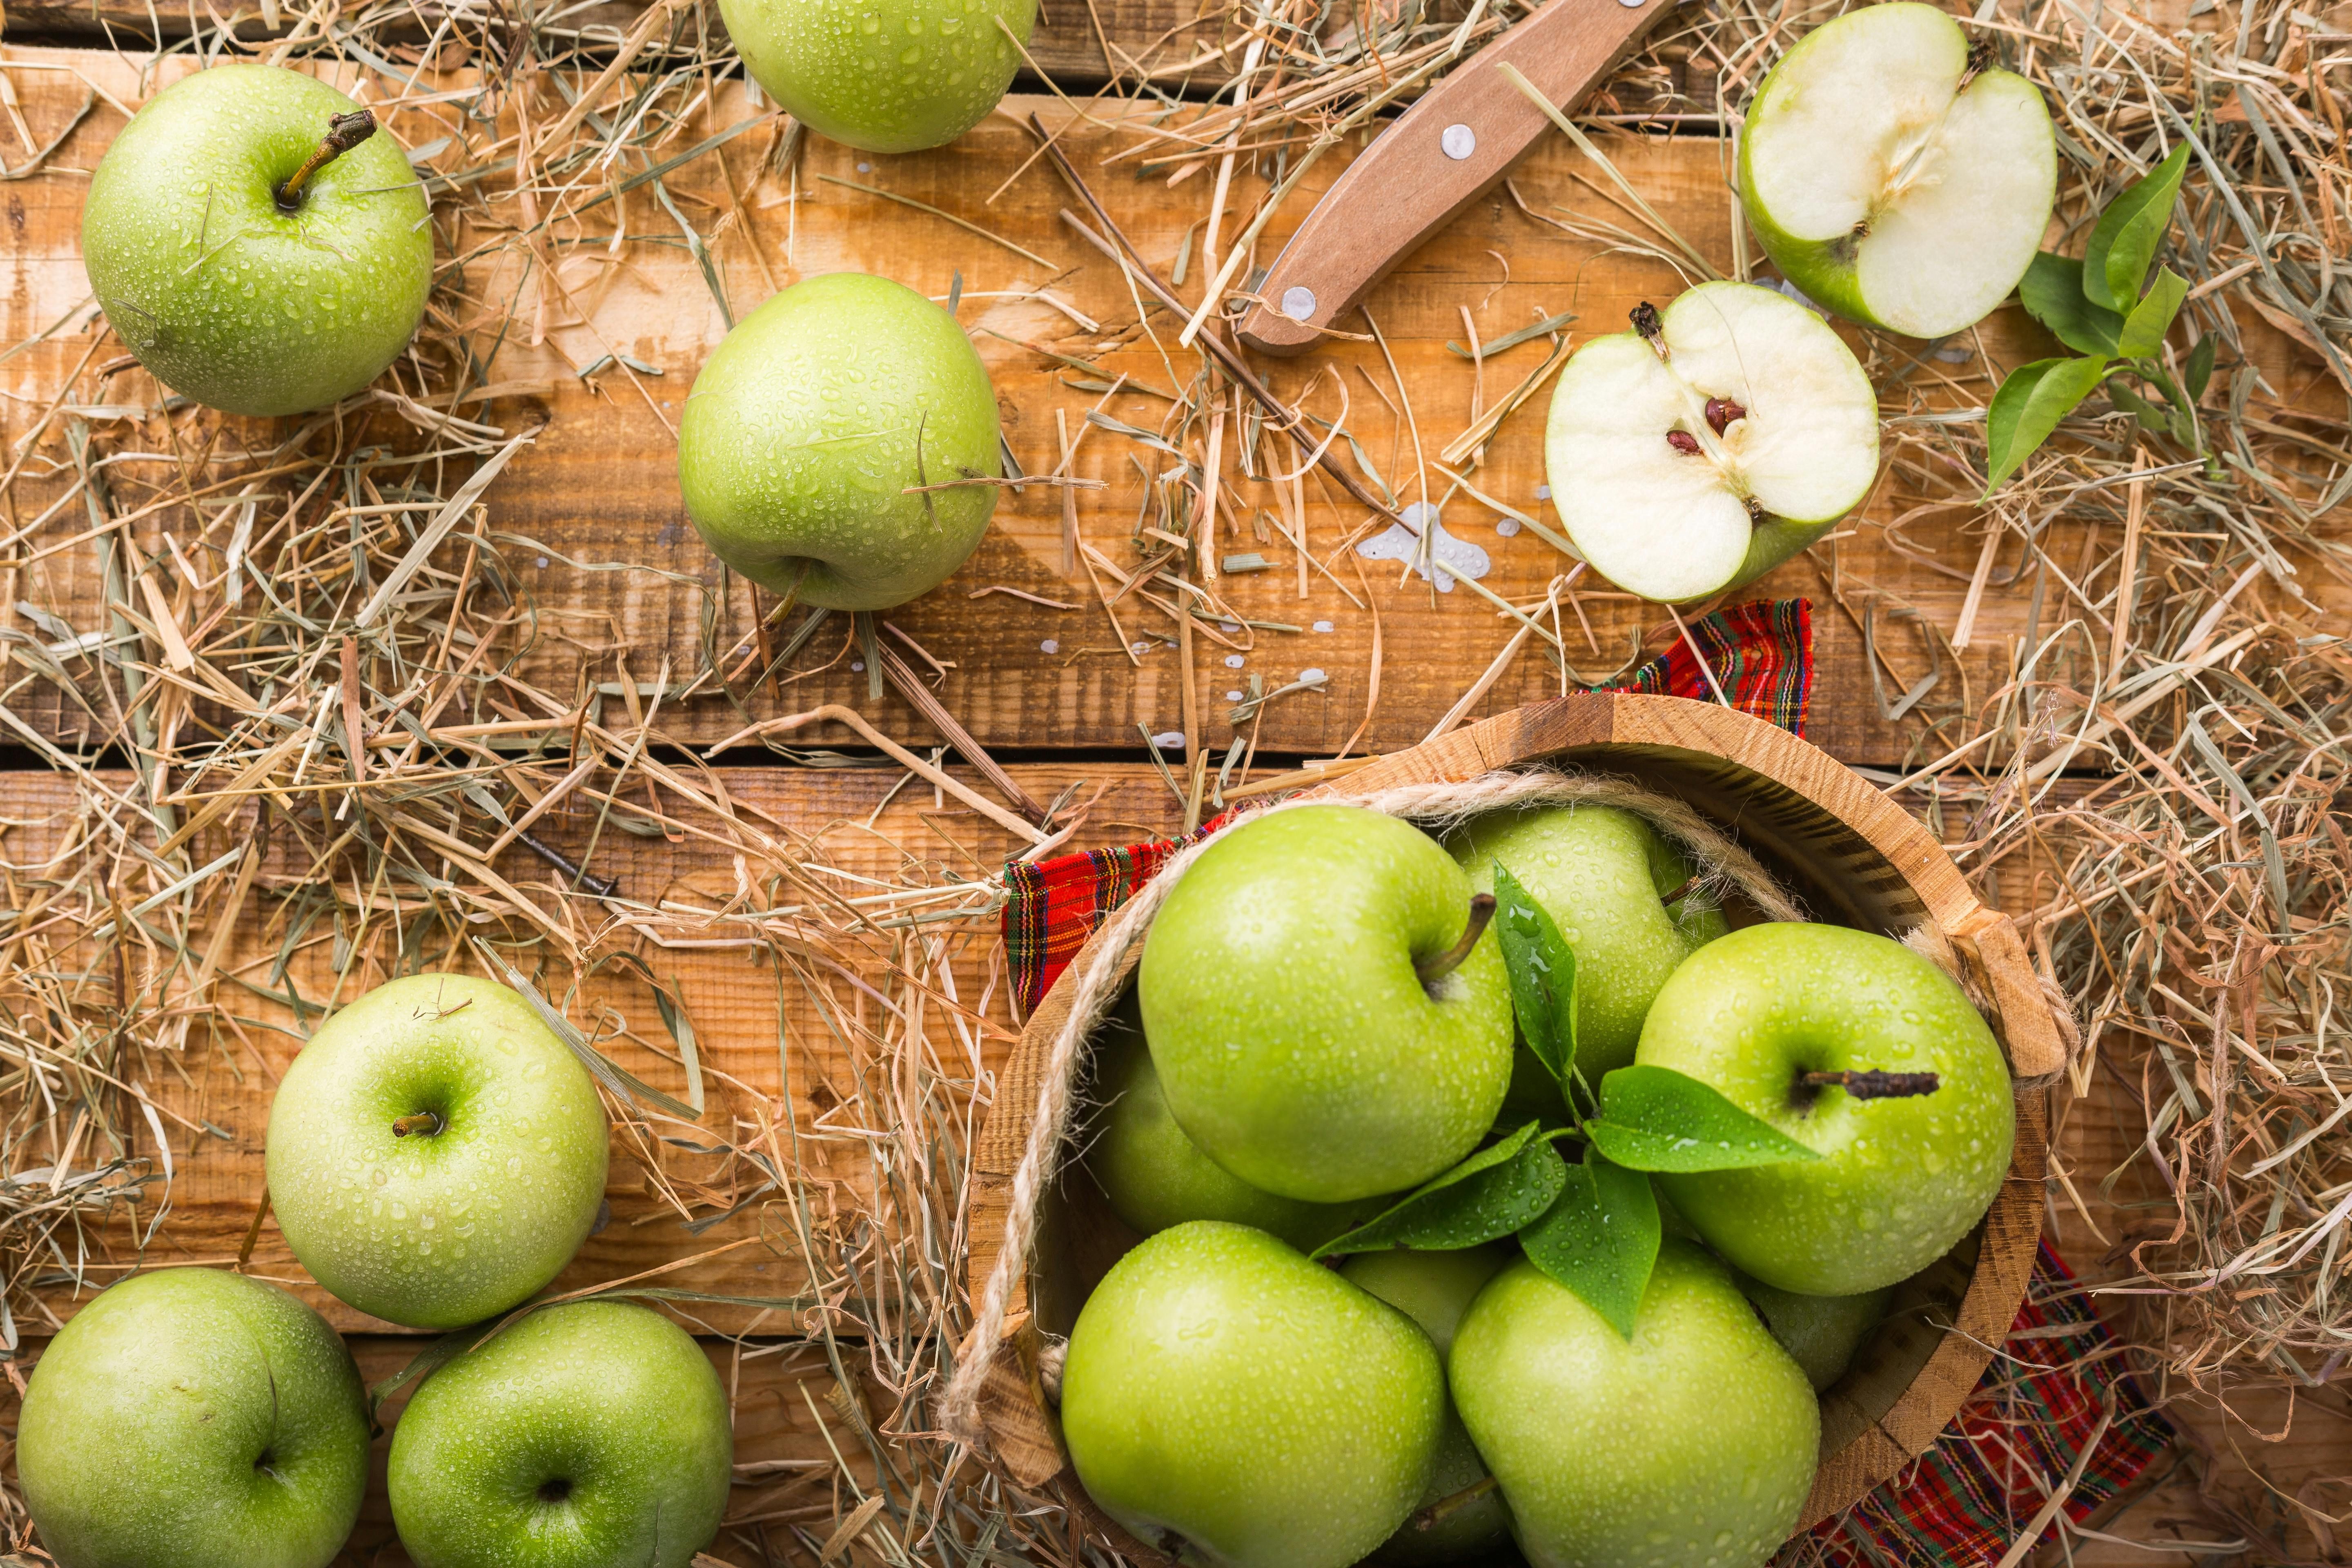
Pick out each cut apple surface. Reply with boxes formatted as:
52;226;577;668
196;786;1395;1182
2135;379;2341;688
1544;282;1880;605
1739;1;2056;339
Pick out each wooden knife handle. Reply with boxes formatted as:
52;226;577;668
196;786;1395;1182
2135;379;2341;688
1236;0;1673;356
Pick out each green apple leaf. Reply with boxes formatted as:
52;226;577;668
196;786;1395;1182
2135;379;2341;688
2105;378;2183;443
1311;1121;1568;1259
2082;141;2192;312
1491;860;1579;1088
2186;334;2218;401
2018;252;2124;356
1982;355;2112;494
2116;266;2188;360
1518;1149;1661;1339
1584;1065;1822;1172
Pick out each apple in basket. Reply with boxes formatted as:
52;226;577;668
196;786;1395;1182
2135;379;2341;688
1739;2;2058;339
1544;282;1880;604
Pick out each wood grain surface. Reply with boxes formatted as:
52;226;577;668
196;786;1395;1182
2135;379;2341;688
7;54;2332;770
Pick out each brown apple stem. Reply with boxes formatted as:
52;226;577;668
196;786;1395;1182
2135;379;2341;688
275;109;377;210
391;1111;444;1138
1412;1475;1499;1531
1800;1069;1941;1100
1415;894;1497;989
1659;874;1700;906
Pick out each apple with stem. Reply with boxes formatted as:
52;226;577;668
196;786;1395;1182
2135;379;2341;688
1138;805;1515;1203
82;64;433;418
19;1268;369;1568
1060;1221;1445;1568
1636;922;2015;1296
679;272;1003;612
722;0;1038;154
1740;2;2056;340
388;1300;732;1568
1545;283;1880;604
265;972;609;1329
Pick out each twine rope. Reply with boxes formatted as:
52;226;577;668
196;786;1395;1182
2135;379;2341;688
944;768;1808;1446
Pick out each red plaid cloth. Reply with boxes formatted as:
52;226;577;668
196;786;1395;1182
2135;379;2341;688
1004;597;1815;1013
996;594;2174;1561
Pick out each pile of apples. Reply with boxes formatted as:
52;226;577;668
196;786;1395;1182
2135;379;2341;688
1062;801;2018;1568
16;975;733;1568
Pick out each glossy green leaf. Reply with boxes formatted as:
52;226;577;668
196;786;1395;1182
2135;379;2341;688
1982;355;2112;494
1519;1149;1661;1339
2083;141;2192;312
2018;252;2124;356
2186;334;2218;401
1310;1122;1569;1258
2116;267;2188;359
1492;860;1579;1087
2105;377;2183;442
1584;1065;1822;1172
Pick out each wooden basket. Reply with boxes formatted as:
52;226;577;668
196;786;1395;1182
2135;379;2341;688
965;693;2058;1552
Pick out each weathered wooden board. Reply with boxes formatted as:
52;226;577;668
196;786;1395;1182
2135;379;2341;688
8;55;2325;770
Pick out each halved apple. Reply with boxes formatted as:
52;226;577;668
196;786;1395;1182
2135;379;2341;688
1738;1;2056;339
1544;282;1879;605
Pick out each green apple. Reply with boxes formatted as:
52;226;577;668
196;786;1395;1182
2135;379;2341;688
1341;1246;1515;1568
265;972;609;1329
1545;282;1878;604
1454;804;1729;1088
1637;922;2016;1295
1740;2;2056;339
1734;1271;1891;1392
722;0;1037;154
1085;994;1373;1251
1451;1243;1819;1568
82;64;432;418
1138;805;1515;1202
679;272;1002;611
1061;1221;1445;1568
19;1268;368;1568
388;1300;731;1568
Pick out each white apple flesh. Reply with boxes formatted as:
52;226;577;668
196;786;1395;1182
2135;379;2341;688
1739;2;2056;339
1545;281;1879;604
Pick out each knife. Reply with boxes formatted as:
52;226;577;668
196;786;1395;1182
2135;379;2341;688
1236;0;1675;356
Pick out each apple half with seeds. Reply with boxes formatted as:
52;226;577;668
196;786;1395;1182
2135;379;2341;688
1738;1;2056;339
1544;281;1879;605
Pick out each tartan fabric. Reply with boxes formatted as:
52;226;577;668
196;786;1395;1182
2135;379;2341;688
1795;1241;2174;1568
1001;598;1814;1013
1612;595;1814;736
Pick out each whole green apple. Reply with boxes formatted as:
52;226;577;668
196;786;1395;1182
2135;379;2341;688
1138;805;1514;1202
1341;1246;1515;1568
1453;804;1728;1086
1734;1270;1891;1392
1451;1243;1819;1568
19;1268;368;1568
679;272;1002;610
1061;1221;1445;1568
1085;995;1373;1251
722;0;1037;154
1739;2;2056;339
1638;922;2015;1295
82;64;432;418
265;972;609;1329
388;1300;731;1568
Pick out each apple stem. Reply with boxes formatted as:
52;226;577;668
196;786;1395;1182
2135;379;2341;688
1414;894;1497;990
1659;873;1700;906
1800;1069;1941;1100
1413;1475;1499;1531
275;109;377;212
391;1111;444;1138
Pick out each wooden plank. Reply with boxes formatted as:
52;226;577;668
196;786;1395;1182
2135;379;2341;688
12;53;2328;770
1;762;1182;1334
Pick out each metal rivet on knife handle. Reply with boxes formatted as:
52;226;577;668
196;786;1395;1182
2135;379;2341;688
1442;123;1477;160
